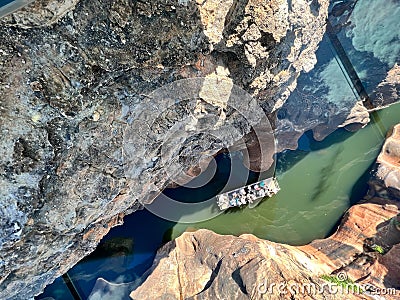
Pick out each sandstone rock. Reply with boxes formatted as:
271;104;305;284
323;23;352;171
131;124;400;299
130;202;400;299
0;0;332;298
368;124;400;200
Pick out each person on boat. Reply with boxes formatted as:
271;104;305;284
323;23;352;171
247;194;253;203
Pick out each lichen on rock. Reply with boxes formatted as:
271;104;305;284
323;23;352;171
0;0;398;299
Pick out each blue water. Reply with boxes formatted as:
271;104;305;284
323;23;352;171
0;0;14;7
39;153;258;299
37;110;400;299
37;0;400;298
66;210;174;299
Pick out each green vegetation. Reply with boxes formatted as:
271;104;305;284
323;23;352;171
371;244;385;254
320;274;363;293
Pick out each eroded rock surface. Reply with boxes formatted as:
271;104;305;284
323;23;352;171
131;124;400;299
0;0;399;298
131;202;400;299
0;0;333;298
130;201;400;299
370;64;400;108
368;124;400;201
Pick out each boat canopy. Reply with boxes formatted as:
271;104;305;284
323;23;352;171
216;177;280;210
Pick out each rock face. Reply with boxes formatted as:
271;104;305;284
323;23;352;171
274;0;400;150
0;0;398;299
131;204;400;300
0;0;334;298
370;64;400;108
368;124;400;200
131;125;400;299
130;201;400;299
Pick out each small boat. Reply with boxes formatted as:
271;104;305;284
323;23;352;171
216;177;280;210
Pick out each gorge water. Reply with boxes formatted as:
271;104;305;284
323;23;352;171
38;102;400;299
171;103;400;245
38;0;400;298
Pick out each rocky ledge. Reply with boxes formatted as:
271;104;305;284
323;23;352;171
131;125;400;300
130;205;400;299
368;124;400;201
0;0;399;298
0;0;333;298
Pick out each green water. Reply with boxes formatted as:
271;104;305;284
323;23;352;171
171;103;400;245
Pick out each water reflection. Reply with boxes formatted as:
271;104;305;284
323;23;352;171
329;0;399;95
37;0;400;299
276;0;399;150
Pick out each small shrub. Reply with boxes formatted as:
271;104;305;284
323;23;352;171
371;244;385;254
320;274;363;293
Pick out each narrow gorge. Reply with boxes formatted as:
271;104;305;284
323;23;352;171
131;124;400;299
0;0;399;299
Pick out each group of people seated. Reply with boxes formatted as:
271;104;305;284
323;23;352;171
217;180;274;209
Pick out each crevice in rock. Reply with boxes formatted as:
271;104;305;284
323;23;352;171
198;258;223;293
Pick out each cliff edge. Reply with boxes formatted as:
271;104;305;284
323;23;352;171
0;0;399;299
130;126;400;299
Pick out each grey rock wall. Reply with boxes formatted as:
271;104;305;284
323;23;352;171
5;0;392;298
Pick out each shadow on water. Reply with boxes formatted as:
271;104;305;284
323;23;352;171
43;150;255;299
275;149;309;175
348;160;377;206
223;205;246;214
310;144;344;202
162;227;174;244
60;209;177;299
309;128;354;151
276;128;354;176
325;159;378;238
